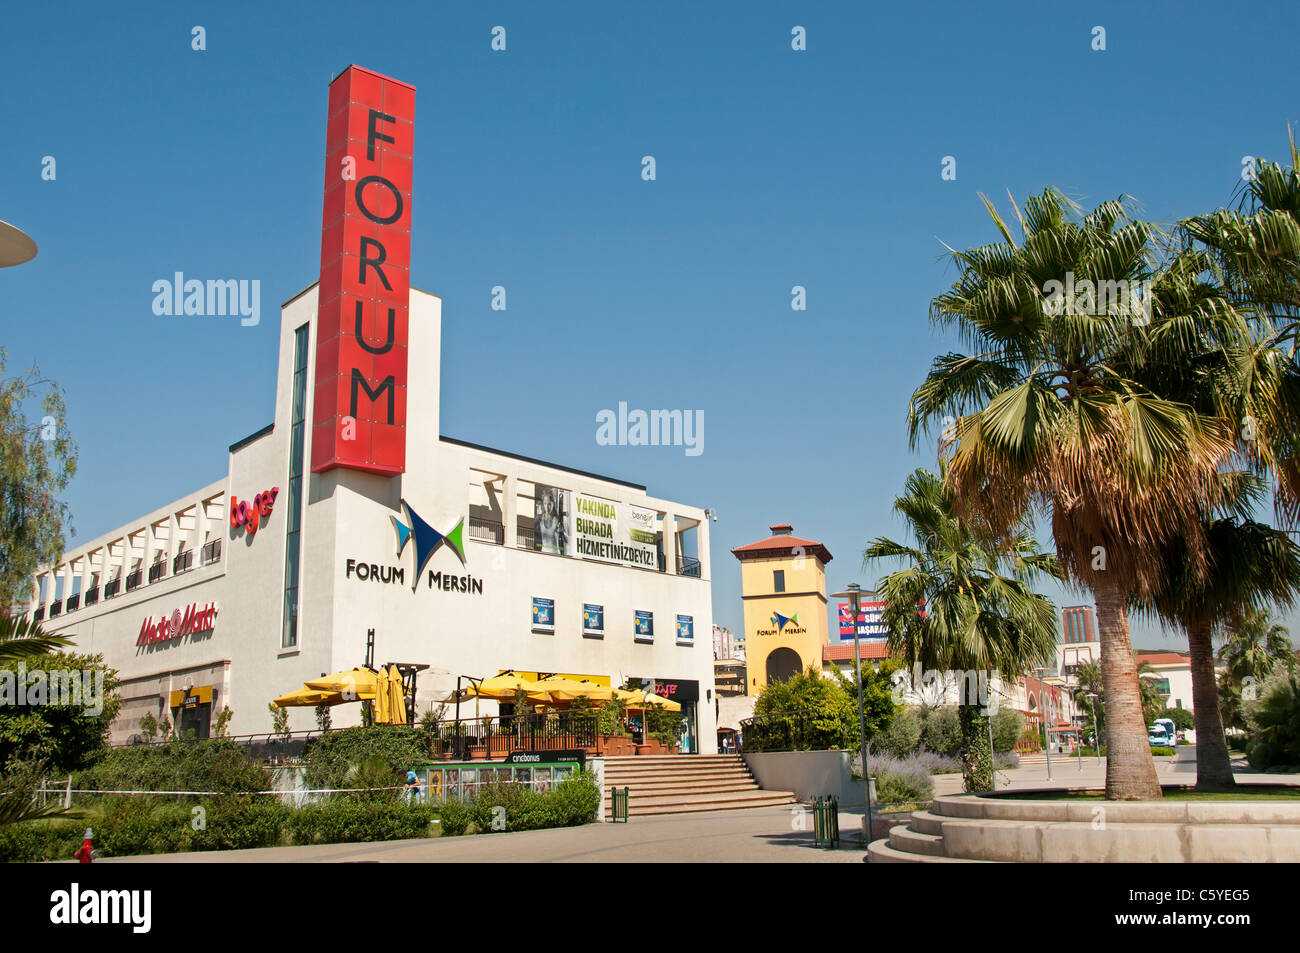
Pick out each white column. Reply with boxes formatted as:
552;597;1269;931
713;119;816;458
660;511;677;574
697;513;711;582
503;475;517;548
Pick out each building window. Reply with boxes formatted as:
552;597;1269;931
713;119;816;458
773;570;785;593
281;323;309;649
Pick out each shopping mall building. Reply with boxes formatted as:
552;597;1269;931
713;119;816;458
23;66;716;752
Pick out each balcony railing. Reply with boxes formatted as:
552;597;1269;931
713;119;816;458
676;554;701;577
65;593;80;612
515;525;534;550
49;600;62;617
125;569;142;592
173;549;194;575
201;539;221;566
84;587;99;607
33;606;45;622
104;578;120;599
148;561;167;584
469;516;504;545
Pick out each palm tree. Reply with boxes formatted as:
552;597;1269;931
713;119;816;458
910;189;1239;799
865;466;1060;792
1218;606;1295;684
1181;132;1300;525
1143;515;1300;788
0;613;71;665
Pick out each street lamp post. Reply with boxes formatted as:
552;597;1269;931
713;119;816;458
1036;667;1052;781
831;583;874;845
1086;692;1101;765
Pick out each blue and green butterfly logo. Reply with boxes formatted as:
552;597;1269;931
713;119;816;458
391;499;465;591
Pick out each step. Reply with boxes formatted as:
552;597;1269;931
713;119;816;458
622;794;797;816
909;810;945;836
611;789;793;808
867;838;989;863
605;778;760;793
888;826;948;857
603;769;755;783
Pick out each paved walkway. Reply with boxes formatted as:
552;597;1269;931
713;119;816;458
101;805;869;864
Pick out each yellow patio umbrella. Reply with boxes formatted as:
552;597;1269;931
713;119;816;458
305;667;381;700
465;672;550;702
533;675;613;701
272;687;341;707
621;689;681;712
386;665;407;725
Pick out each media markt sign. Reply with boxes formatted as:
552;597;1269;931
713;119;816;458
138;603;218;647
344;498;485;595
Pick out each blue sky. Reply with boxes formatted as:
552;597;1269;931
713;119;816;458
3;1;1298;650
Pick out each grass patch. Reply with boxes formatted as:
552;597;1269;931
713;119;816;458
1011;785;1300;802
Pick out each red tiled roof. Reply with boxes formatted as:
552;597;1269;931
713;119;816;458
732;524;833;564
1136;651;1190;665
823;642;893;661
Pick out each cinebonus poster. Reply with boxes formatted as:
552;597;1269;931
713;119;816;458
574;494;659;569
532;484;573;555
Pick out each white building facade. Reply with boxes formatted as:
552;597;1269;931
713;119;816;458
28;285;717;750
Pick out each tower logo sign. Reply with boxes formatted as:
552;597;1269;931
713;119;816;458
311;65;416;476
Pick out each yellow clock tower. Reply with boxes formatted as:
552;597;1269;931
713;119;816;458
731;524;833;692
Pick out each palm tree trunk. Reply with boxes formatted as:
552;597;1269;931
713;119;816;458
1094;574;1163;800
958;704;992;792
1186;618;1235;790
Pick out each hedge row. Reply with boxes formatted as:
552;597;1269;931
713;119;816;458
0;797;438;862
439;772;601;836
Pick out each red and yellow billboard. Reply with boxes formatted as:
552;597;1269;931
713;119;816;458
311;65;415;475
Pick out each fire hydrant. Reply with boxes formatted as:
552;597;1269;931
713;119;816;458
74;827;97;863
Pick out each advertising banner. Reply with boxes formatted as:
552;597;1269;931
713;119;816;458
676;614;694;644
574;494;658;570
531;597;555;634
837;601;888;640
533;485;573;556
582;603;604;637
634;610;654;642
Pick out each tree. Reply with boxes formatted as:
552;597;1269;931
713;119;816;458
1142;513;1300;788
0;649;120;774
0;349;78;610
749;666;860;752
0;613;71;666
909;189;1238;799
865;466;1060;792
1218;606;1295;685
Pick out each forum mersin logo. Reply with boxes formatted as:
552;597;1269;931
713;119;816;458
391;499;466;591
772;612;799;635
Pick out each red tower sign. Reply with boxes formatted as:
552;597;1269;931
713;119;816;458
311;65;415;475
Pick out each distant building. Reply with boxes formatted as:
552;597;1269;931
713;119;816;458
1136;650;1195;712
712;624;747;697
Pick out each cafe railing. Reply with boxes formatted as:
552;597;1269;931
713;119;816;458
738;708;852;754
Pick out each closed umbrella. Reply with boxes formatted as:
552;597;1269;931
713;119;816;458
465;673;549;702
374;667;390;725
387;665;407;725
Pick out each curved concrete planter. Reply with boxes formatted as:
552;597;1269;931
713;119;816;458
870;787;1300;863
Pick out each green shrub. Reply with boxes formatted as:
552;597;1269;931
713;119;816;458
286;799;437;845
0;818;85;863
991;709;1023;753
876;707;923;756
302;726;431;790
920;707;961;756
1150;746;1176;757
1246;676;1300;771
1158;708;1195;732
1017;728;1043;752
439;771;600;836
874;764;933;804
75;739;271;801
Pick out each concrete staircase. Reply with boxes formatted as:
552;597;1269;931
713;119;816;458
602;755;796;816
867;808;991;863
